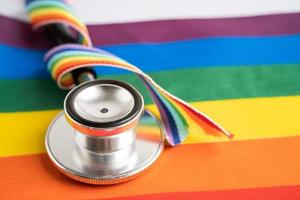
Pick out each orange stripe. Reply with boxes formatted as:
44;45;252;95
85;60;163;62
0;137;299;199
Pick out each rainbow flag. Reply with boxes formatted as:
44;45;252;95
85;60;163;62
1;0;300;199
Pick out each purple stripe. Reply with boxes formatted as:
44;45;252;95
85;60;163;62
0;15;53;48
1;13;300;48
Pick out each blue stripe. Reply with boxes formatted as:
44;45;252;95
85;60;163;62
1;35;300;79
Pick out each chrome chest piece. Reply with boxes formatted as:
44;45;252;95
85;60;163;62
46;79;164;184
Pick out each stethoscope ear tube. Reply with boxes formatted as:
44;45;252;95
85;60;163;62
26;5;163;184
26;0;232;185
26;0;164;185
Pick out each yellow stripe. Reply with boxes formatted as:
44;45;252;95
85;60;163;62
1;96;300;157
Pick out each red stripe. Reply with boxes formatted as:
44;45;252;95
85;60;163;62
104;186;300;200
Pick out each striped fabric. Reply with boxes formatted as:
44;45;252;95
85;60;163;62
0;0;300;199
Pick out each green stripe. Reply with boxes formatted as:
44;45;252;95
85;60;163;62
1;64;300;112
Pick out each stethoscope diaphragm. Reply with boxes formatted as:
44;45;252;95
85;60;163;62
45;79;164;184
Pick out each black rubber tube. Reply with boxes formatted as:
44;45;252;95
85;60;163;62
43;24;96;85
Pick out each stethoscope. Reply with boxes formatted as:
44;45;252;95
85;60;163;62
26;0;232;185
43;25;164;184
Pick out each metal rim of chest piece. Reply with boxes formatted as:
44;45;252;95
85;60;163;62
45;79;164;185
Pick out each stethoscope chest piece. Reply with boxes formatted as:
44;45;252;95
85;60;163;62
45;79;164;184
